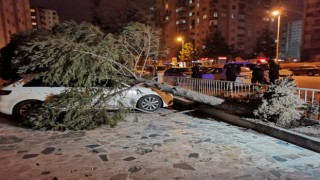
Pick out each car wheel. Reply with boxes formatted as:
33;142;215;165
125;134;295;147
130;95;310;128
137;95;162;112
307;71;314;76
13;100;43;119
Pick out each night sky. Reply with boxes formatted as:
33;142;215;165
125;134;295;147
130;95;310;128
30;0;304;22
30;0;93;22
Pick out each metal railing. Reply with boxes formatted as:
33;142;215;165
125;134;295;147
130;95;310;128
163;76;266;96
162;76;320;119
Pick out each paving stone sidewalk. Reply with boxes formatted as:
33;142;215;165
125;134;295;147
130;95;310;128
0;109;319;180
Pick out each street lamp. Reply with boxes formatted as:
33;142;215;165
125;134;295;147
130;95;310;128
177;37;184;49
272;10;281;63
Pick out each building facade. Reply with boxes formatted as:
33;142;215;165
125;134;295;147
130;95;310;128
157;0;278;61
0;0;32;48
284;20;302;61
301;0;320;62
30;8;59;30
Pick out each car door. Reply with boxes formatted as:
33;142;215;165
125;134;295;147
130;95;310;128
212;68;225;80
23;79;66;101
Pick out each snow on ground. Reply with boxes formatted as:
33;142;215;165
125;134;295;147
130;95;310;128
0;109;319;179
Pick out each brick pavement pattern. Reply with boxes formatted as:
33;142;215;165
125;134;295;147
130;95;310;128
0;109;319;180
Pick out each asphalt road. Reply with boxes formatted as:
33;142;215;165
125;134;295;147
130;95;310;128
293;75;320;89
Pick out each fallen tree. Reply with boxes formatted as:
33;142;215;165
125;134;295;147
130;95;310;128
9;21;223;130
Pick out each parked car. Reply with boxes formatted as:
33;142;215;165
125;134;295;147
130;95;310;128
201;67;225;80
163;67;192;77
135;66;151;77
202;67;252;83
289;65;320;76
236;67;252;84
0;78;174;118
155;65;167;73
235;61;293;82
202;65;292;84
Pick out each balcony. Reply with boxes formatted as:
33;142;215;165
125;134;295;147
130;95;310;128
176;8;187;15
189;3;195;9
176;23;188;31
176;1;187;8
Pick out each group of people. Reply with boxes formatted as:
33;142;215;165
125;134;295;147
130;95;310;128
191;59;280;84
224;59;280;84
250;59;280;84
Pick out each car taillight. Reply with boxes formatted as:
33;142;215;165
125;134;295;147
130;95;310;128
0;90;12;95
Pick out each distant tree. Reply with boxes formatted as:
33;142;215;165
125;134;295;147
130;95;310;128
201;31;230;59
179;43;195;62
253;29;276;59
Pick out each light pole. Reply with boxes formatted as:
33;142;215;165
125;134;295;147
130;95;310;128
272;10;281;63
177;37;184;49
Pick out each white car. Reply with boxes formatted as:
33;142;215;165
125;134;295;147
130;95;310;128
0;78;173;117
235;67;252;84
202;67;252;83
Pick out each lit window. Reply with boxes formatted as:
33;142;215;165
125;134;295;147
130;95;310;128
31;16;36;19
197;18;199;23
263;17;270;21
214;12;218;17
176;20;186;25
32;22;37;25
30;9;35;12
209;20;218;26
197;3;199;7
165;3;168;9
221;13;227;17
203;15;207;19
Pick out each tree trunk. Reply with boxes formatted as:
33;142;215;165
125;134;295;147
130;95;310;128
136;78;224;107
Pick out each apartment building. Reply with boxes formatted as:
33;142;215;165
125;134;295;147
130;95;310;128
157;0;278;60
30;8;59;30
301;0;320;62
284;20;302;61
0;0;32;48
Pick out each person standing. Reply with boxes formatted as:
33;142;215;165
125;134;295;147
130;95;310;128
251;63;265;84
191;63;201;78
268;59;280;83
224;59;240;81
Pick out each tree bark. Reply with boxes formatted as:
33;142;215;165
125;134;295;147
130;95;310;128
136;78;224;107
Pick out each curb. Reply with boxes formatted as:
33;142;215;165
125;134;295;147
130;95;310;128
173;96;320;153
